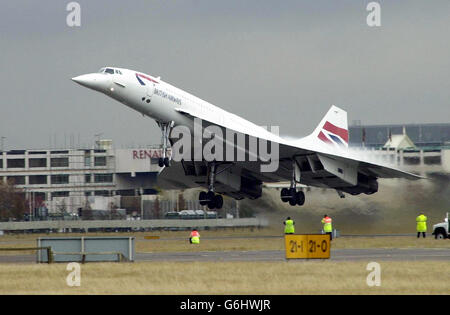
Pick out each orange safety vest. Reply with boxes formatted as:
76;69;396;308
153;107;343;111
190;230;200;244
322;217;333;232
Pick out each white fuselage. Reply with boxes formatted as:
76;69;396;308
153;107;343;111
73;67;291;146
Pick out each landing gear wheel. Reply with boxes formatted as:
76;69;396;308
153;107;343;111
206;191;215;203
288;196;297;206
280;188;290;203
289;188;296;196
158;158;164;167
200;191;224;209
296;191;305;206
199;191;208;206
213;194;223;209
163;157;170;167
207;199;216;210
288;188;297;206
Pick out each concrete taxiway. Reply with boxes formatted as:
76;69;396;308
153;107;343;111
3;248;447;264
135;248;450;262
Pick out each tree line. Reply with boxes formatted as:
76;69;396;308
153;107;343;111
0;180;27;221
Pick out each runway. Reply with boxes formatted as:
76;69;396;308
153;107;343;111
3;248;448;264
135;248;450;262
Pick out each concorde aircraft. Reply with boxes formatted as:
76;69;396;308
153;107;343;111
72;67;420;209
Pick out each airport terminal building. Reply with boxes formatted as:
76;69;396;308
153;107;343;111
0;140;167;215
348;123;450;178
349;123;450;148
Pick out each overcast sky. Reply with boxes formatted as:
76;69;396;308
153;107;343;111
1;1;449;150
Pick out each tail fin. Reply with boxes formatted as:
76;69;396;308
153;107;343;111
310;105;348;148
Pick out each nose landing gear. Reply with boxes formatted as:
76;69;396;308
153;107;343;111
157;121;174;167
158;157;170;168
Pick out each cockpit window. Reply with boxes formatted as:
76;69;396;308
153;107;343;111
98;67;121;74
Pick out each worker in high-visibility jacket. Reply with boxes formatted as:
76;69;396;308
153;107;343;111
416;213;427;238
322;215;333;241
189;229;200;244
284;217;295;234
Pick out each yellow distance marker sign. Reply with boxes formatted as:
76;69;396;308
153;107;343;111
284;234;330;259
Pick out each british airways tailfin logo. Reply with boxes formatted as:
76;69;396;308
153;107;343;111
317;121;348;146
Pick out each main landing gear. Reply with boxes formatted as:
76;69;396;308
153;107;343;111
198;162;224;209
280;159;305;207
281;188;305;206
157;121;174;168
199;191;224;210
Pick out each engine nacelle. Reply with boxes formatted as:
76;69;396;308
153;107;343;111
239;176;262;199
341;173;378;195
216;169;262;200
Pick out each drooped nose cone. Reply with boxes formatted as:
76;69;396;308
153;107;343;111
71;73;110;92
